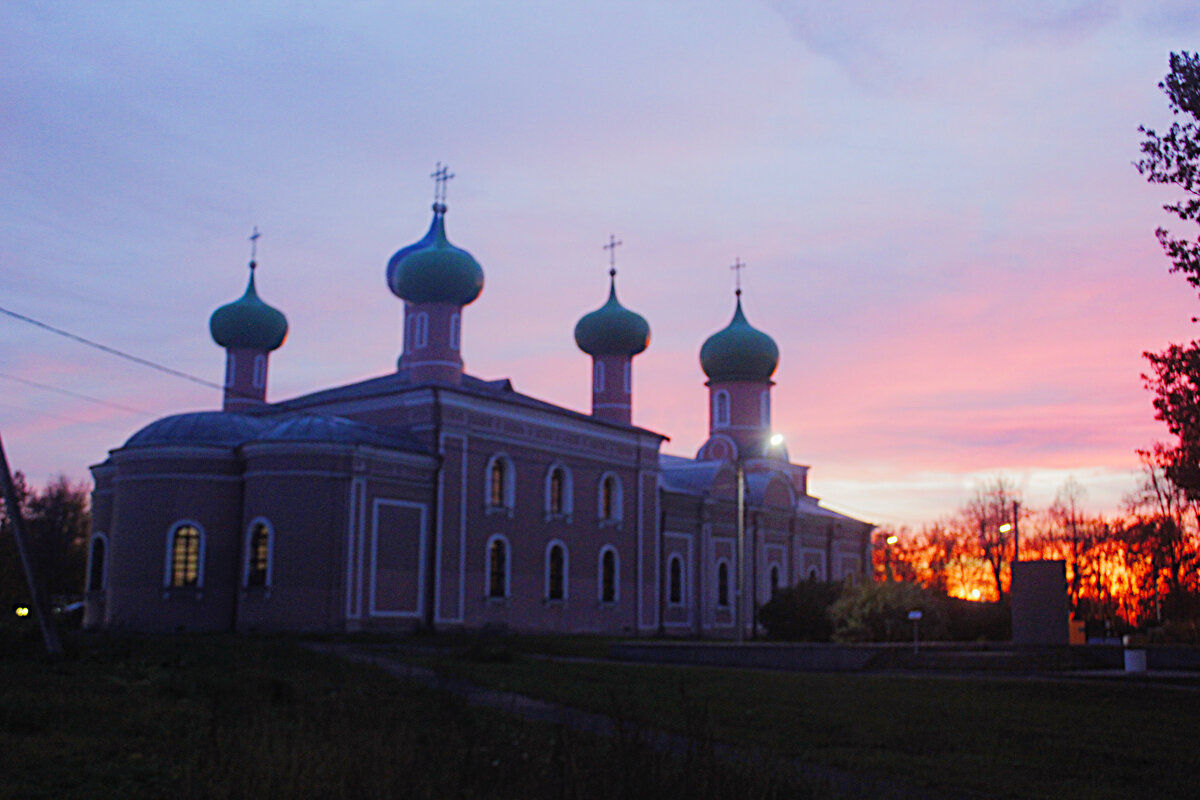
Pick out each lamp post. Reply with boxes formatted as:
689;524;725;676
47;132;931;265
736;432;784;644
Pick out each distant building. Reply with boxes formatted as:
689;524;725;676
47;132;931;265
83;179;872;635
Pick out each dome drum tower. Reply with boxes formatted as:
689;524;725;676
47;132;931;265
574;256;650;426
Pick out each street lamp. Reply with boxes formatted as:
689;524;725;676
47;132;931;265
736;431;786;644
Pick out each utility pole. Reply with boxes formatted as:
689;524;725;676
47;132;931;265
0;431;63;657
735;458;745;644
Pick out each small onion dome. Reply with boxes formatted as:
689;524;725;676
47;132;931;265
209;268;288;351
387;205;484;305
699;296;779;382
574;277;650;357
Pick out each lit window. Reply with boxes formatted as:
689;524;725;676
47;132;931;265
717;561;730;607
668;556;684;605
487;455;514;510
87;535;107;591
488;537;508;598
547;543;566;601
600;547;618;604
169;524;202;588
246;522;270;587
714;390;730;428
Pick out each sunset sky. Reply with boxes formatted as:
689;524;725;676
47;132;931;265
3;1;1199;525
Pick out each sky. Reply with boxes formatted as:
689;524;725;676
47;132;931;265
3;0;1199;526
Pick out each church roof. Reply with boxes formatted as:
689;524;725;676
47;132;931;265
699;295;778;383
386;205;484;306
209;266;288;352
574;276;650;357
125;411;273;448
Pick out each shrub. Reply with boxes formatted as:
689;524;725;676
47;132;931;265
829;580;949;643
757;579;842;641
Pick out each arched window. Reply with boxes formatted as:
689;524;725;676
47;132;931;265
252;354;266;388
449;312;461;350
245;521;271;588
594;361;605;393
544;464;573;518
167;523;203;588
807;566;820;581
668;555;684;606
769;564;780;598
713;389;730;428
623;361;631;394
487;536;509;599
415;312;429;348
224;354;236;387
599;547;618;604
716;560;730;607
87;534;107;591
597;473;623;522
486;454;515;511
760;390;770;427
546;541;567;601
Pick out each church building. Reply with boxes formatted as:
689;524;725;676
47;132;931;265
83;171;872;636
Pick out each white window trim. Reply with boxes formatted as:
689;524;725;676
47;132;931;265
715;558;732;608
713;389;731;429
544;539;569;602
163;519;206;590
598;545;620;605
667;553;686;608
415;312;429;348
86;532;109;592
486;534;511;599
243;517;274;589
543;462;574;521
597;471;624;524
252;354;267;389
484;452;516;515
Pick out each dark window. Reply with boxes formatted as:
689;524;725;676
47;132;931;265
88;537;106;591
601;549;617;603
770;565;780;597
669;556;683;604
247;523;270;587
717;562;730;607
170;525;201;587
601;476;615;519
489;459;506;507
547;544;565;600
488;539;507;598
549;468;565;514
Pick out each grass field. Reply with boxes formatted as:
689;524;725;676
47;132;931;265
0;627;841;800
403;636;1200;800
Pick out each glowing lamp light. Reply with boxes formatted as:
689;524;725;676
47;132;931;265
886;535;899;545
768;433;784;447
999;523;1013;533
14;606;29;618
970;589;981;601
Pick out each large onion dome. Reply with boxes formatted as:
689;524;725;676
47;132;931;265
386;204;484;305
699;295;779;382
209;266;288;351
574;275;650;357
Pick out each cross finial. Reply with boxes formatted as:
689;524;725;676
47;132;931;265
249;226;261;270
430;162;455;210
603;234;623;278
730;257;746;297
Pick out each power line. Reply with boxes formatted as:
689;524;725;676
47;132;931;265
0;305;221;392
0;372;154;416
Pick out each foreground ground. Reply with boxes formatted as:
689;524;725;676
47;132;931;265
2;628;1197;799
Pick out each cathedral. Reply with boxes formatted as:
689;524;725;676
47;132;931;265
83;173;873;636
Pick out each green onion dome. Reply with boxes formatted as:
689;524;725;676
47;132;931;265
699;295;778;382
387;204;484;305
574;276;650;357
209;266;288;352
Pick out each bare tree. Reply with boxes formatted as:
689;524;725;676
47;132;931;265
962;477;1021;601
